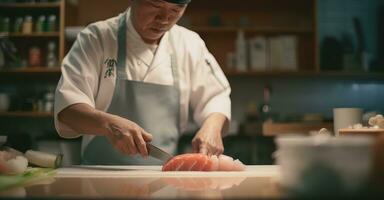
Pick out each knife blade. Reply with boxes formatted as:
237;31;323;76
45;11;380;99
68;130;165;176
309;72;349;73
146;143;173;163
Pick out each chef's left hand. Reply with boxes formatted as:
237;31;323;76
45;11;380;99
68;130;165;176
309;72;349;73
191;113;229;156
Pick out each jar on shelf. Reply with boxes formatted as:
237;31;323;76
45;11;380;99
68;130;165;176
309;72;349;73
35;15;46;33
22;16;33;34
13;17;24;33
43;92;54;112
29;46;42;67
47;15;57;32
46;41;57;68
0;17;10;33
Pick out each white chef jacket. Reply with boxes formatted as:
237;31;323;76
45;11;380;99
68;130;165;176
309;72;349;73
54;9;231;139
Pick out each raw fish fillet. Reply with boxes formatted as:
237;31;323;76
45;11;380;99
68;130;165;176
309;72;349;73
162;153;246;171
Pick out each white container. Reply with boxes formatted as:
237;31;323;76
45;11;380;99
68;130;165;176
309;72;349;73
333;108;363;136
275;134;374;194
235;30;247;72
0;93;10;111
249;36;267;71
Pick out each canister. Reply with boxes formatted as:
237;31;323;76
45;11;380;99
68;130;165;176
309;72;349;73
13;17;24;33
22;16;33;34
29;46;42;66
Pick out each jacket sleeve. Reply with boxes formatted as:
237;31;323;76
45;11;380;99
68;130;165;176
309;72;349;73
189;37;231;127
54;25;104;138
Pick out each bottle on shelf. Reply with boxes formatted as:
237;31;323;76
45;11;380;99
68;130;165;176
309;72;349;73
0;17;10;33
35;15;46;33
235;30;247;72
43;91;54;112
258;85;273;122
22;15;33;34
46;41;57;68
29;46;42;67
13;17;24;33
47;15;57;32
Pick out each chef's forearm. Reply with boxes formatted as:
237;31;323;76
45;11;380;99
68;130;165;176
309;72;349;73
201;113;229;136
57;103;116;136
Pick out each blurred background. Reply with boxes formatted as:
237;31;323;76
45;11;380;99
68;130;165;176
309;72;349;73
0;0;383;166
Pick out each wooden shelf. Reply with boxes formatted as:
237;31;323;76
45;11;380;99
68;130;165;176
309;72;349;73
0;112;53;118
0;2;61;8
0;32;60;38
193;26;314;34
0;67;61;74
262;122;333;136
224;70;384;78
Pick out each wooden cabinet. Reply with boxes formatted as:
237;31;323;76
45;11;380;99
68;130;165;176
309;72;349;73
0;0;65;117
182;0;317;75
0;0;65;67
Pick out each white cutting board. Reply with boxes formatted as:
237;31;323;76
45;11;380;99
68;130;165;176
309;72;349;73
57;165;280;178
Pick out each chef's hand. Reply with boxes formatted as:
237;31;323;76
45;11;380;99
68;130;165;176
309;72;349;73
57;103;153;157
105;117;153;158
192;113;229;156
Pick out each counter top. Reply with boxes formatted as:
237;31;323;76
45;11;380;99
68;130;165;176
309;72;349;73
0;165;282;199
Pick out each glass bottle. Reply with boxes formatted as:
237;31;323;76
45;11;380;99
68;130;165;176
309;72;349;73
35;15;46;33
47;15;57;32
13;17;24;33
259;85;272;122
46;41;57;68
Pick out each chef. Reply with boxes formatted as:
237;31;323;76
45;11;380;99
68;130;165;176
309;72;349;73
54;0;231;165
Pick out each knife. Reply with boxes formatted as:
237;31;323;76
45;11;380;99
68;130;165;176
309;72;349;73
146;143;173;163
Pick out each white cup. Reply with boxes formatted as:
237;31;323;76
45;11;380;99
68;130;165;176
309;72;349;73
333;108;363;136
0;93;10;112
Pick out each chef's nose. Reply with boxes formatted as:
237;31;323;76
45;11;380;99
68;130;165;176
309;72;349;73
156;9;172;24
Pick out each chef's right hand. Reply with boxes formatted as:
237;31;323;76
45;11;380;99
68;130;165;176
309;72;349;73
105;118;153;158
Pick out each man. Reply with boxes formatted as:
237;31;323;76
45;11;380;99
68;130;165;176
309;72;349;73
54;0;231;165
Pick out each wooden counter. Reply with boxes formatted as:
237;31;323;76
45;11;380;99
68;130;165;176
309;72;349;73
0;165;282;199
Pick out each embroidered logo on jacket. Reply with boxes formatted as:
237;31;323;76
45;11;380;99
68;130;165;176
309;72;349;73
104;58;117;78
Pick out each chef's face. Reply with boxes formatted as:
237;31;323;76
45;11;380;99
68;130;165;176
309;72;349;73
131;0;187;44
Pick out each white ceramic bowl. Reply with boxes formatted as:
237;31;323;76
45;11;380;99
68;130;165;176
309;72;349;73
275;134;374;195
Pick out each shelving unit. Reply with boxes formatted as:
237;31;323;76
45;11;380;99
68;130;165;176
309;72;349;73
225;70;384;79
0;67;61;75
184;0;317;74
0;2;61;8
0;32;61;38
0;0;66;64
193;27;314;34
0;111;53;118
0;0;65;117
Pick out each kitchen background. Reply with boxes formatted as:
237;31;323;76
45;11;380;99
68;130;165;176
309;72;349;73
0;0;383;166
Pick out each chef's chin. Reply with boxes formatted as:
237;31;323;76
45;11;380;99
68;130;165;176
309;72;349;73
142;32;165;42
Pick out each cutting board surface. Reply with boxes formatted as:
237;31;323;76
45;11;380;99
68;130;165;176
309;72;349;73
57;165;279;178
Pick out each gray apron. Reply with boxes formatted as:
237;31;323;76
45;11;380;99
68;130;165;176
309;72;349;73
82;12;180;165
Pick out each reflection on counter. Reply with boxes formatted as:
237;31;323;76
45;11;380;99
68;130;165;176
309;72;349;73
3;166;281;200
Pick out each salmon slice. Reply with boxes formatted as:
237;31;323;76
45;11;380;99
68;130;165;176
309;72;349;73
162;153;246;171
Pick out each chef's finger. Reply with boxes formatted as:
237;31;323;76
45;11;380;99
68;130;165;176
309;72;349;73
142;131;153;142
191;141;199;153
191;137;202;153
199;145;208;155
213;145;223;156
124;134;137;155
106;133;124;153
133;132;148;157
116;141;130;154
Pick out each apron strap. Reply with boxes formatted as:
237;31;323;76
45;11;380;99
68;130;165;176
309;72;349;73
117;12;128;79
170;55;179;91
169;37;181;134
